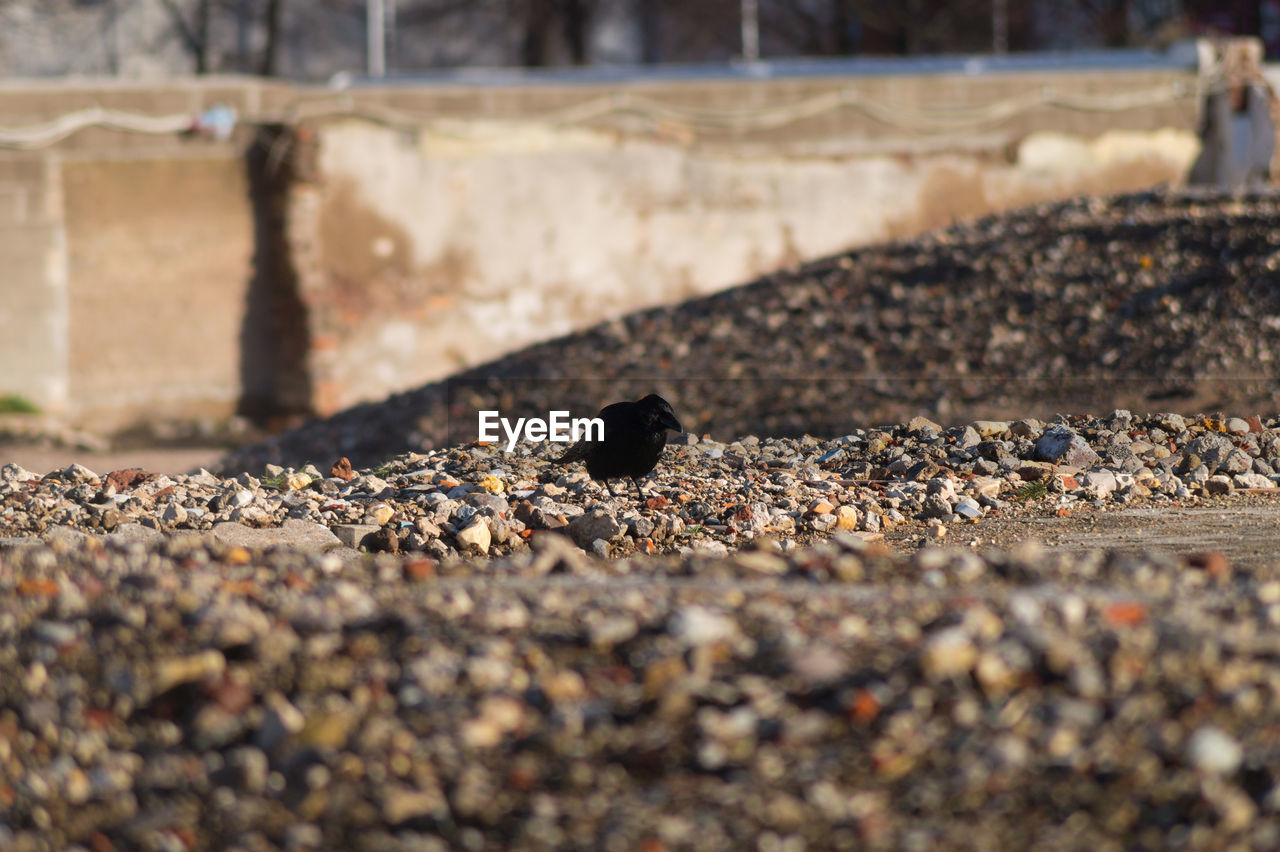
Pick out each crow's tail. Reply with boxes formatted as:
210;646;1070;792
556;440;590;464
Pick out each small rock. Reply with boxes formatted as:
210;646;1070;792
1010;419;1042;438
332;524;382;548
104;522;164;546
922;627;977;679
670;605;737;647
1035;426;1102;468
972;420;1009;438
456;517;492;554
1;462;37;483
1204;476;1233;496
810;513;838;532
1187;726;1242;775
1234;472;1274;489
160;502;188;526
1220;449;1253;475
1081;469;1118;499
362;526;400;553
105;468;153;491
568;509;624;548
211;519;343;552
921;493;952;519
906;415;942;434
834;505;860;530
1225;418;1250;435
283;472;312;491
154;650;226;694
52;463;100;485
365;503;395;526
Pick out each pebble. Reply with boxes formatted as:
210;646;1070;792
1187;726;1243;775
670;605;737;647
332;523;382;548
1036;426;1102;468
922;627;978;679
456;517;492;554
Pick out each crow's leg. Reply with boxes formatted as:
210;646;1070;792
605;480;619;497
631;477;646;502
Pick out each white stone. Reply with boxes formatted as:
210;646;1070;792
1225;417;1250;435
1187;726;1242;775
1234;472;1274;489
1081;469;1117;498
670;605;736;647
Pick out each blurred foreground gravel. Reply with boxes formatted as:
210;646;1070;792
4;529;1280;850
222;189;1280;472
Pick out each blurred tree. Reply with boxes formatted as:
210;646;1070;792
388;0;600;67
0;0;1204;78
650;0;740;62
1055;0;1133;46
157;0;291;74
260;0;286;74
158;0;213;72
757;0;1032;56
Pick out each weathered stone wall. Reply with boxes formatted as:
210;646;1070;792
0;154;66;414
61;154;253;423
0;71;1203;428
295;70;1201;412
0;79;293;428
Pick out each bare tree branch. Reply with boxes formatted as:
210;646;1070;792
157;0;211;72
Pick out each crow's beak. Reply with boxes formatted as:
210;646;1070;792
660;412;683;433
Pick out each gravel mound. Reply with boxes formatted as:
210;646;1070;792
222;189;1280;473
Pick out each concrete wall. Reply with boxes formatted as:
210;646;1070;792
0;155;66;412
61;154;253;423
0;71;1204;429
295;74;1200;411
0;79;287;428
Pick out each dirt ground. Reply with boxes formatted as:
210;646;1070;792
0;444;223;477
885;491;1280;569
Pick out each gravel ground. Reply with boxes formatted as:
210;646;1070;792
7;188;1280;849
6;410;1278;563
4;410;1280;846
222;189;1280;473
3;513;1280;850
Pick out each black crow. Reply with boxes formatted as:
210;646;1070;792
557;394;683;500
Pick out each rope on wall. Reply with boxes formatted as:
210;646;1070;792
0;77;1205;150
